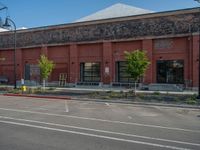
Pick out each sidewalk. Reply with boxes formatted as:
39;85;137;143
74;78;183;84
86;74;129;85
54;87;200;109
1;86;200;109
36;87;200;109
55;87;198;95
0;85;198;95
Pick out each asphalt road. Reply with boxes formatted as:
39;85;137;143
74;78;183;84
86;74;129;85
0;95;199;150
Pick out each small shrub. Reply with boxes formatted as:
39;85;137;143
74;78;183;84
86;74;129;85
28;88;37;94
28;88;32;94
138;93;145;99
8;89;21;94
48;87;56;91
191;94;197;100
109;91;123;98
34;87;43;94
185;99;197;105
123;91;128;98
153;91;160;95
174;97;180;102
95;91;100;95
127;90;134;96
0;87;13;91
90;91;100;98
102;96;111;99
185;94;198;105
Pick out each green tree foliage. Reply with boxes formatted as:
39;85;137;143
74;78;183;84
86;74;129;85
125;50;150;95
125;50;150;81
38;55;55;88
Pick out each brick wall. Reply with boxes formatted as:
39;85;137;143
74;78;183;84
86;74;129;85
0;8;199;49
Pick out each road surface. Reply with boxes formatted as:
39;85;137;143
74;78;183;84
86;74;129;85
0;95;199;150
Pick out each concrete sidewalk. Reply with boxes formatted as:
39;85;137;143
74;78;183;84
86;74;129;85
55;87;198;95
1;85;200;109
0;85;198;95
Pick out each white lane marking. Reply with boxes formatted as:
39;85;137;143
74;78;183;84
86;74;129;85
65;100;69;113
0;120;191;150
33;108;48;110
0;107;199;133
128;116;132;119
79;107;97;110
105;103;110;106
0;115;199;147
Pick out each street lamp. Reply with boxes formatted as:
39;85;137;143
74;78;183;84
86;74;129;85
3;17;17;89
194;0;200;98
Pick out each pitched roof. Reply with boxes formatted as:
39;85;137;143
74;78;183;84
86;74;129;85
75;3;154;22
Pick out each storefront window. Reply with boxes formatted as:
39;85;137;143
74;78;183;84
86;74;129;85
116;61;134;83
80;62;100;82
157;60;184;84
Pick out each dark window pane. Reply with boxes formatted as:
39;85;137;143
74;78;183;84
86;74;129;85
80;62;100;82
116;61;135;83
157;60;184;84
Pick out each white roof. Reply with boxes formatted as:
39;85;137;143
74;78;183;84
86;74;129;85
75;3;153;22
0;27;28;32
17;27;28;30
0;27;8;32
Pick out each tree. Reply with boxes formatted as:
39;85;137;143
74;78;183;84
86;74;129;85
125;50;150;95
38;54;55;90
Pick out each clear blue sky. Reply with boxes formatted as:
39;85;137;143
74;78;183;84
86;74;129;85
0;0;199;28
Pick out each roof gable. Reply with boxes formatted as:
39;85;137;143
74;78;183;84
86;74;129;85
75;3;153;22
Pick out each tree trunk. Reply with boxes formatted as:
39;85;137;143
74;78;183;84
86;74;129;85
43;79;46;91
134;81;137;96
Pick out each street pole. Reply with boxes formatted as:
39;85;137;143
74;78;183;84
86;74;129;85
3;18;17;89
0;6;7;11
1;4;17;89
13;24;17;89
198;26;200;99
194;0;200;99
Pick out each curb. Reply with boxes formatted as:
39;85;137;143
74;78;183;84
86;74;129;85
71;97;200;109
3;94;71;100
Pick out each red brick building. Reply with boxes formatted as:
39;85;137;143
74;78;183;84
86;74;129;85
0;7;199;88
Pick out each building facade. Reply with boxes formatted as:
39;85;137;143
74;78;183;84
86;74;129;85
0;8;199;87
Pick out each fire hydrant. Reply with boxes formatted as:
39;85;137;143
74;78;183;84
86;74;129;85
21;85;27;93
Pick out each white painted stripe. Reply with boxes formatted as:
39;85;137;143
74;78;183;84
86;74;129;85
65;100;69;112
105;103;110;106
0;115;199;147
0;107;199;133
0;120;191;150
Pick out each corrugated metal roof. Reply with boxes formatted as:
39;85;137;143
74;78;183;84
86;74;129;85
75;3;154;22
